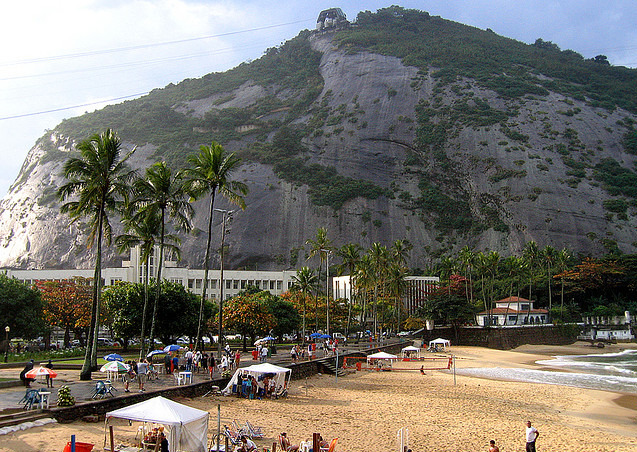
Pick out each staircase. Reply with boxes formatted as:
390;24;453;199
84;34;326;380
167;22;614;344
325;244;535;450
0;408;52;429
320;360;347;377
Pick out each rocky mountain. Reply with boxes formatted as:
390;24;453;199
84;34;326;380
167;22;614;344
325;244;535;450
1;6;637;271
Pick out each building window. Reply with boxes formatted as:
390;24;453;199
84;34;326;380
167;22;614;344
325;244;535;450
277;280;282;291
241;280;246;289
210;280;217;289
255;280;260;289
520;304;529;311
188;279;194;289
269;280;275;290
233;280;239;289
195;279;202;289
226;280;231;289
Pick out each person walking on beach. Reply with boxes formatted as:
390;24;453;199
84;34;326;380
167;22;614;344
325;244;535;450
525;421;539;452
489;439;499;452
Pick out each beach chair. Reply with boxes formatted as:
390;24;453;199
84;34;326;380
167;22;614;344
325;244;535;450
273;385;288;399
92;380;115;399
19;389;41;410
320;438;338;452
244;420;264;439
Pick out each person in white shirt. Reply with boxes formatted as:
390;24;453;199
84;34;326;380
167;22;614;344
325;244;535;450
525;421;539;452
260;345;268;362
136;359;148;392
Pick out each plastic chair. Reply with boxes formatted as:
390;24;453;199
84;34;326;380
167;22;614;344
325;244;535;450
19;389;41;410
320;438;338;452
245;420;264;439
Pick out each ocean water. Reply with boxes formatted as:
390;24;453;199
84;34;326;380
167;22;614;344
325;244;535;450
457;350;637;394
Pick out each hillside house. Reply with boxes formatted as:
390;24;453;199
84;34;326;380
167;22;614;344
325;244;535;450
476;296;548;326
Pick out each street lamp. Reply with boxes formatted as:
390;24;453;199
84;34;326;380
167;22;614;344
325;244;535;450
214;208;235;361
4;326;9;363
321;249;332;336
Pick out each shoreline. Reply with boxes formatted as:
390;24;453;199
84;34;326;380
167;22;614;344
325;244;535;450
2;343;637;451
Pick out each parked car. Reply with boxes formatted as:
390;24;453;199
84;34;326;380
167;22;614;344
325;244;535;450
332;332;347;342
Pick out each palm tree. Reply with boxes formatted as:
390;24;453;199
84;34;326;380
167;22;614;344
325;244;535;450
385;263;408;332
355;253;374;329
57;129;136;380
337;243;362;336
367;242;388;338
522;241;540;323
555;248;572;321
291;267;317;341
542;245;557;315
458;246;475;304
115;209;180;359
130;162;193;348
390;239;412;267
181;142;248;354
305;227;333;330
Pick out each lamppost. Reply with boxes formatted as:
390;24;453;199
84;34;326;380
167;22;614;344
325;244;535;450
4;326;9;363
321;249;332;336
215;208;235;361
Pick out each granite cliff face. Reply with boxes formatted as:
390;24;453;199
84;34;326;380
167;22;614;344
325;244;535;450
1;12;637;270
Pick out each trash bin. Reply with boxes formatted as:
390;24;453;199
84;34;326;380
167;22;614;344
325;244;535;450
63;442;94;452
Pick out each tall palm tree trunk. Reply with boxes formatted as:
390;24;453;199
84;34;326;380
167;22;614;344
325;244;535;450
148;211;166;346
139;258;150;360
196;193;216;349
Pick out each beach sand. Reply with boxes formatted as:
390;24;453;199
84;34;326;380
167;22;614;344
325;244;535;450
2;344;637;452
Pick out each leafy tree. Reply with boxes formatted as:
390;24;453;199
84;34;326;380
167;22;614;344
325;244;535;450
130;161;192;351
0;274;44;341
181;142;248;353
104;281;213;347
223;291;276;351
36;278;92;348
419;274;474;341
58;128;136;380
305;227;333;330
290;266;317;340
264;294;301;342
336;243;362;336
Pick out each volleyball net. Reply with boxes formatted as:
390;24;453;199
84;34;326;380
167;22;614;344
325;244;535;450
343;356;453;372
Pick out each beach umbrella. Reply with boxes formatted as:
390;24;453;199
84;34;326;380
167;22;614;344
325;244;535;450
320;334;331;339
25;366;58;379
163;344;181;352
103;353;124;362
147;349;166;357
262;336;276;341
100;361;130;373
309;332;322;338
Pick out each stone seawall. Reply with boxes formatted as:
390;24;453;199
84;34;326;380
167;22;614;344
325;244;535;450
420;325;580;350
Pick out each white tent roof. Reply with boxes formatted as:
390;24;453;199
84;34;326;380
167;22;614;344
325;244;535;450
429;338;451;347
106;396;208;452
401;345;420;352
367;351;398;360
242;362;291;374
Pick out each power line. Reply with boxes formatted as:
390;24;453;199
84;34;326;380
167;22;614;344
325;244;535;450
0;93;149;121
0;19;313;68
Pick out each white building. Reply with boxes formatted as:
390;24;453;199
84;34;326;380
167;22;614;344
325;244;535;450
4;246;295;300
332;275;439;316
475;296;549;326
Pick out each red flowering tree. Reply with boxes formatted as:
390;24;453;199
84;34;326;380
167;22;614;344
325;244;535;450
36;278;92;348
223;292;276;351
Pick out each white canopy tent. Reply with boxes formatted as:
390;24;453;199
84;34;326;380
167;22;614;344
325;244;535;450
366;351;399;369
429;338;451;350
401;345;421;358
222;362;292;396
106;396;209;452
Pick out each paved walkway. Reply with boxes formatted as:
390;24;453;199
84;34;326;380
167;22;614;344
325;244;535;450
0;341;384;413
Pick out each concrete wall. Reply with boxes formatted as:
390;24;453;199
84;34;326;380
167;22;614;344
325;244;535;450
420;325;580;350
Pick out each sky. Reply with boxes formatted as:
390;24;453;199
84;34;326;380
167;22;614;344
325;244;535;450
1;1;636;197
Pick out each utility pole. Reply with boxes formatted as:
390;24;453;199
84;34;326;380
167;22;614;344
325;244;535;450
322;249;332;336
215;209;235;360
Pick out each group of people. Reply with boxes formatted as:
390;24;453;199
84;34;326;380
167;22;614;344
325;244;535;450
488;421;539;452
235;371;279;399
161;346;243;379
123;358;151;392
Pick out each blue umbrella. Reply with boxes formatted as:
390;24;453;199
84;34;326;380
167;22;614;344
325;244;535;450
163;344;181;352
320;334;331;339
103;353;124;362
147;349;166;357
310;332;322;338
262;336;276;341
